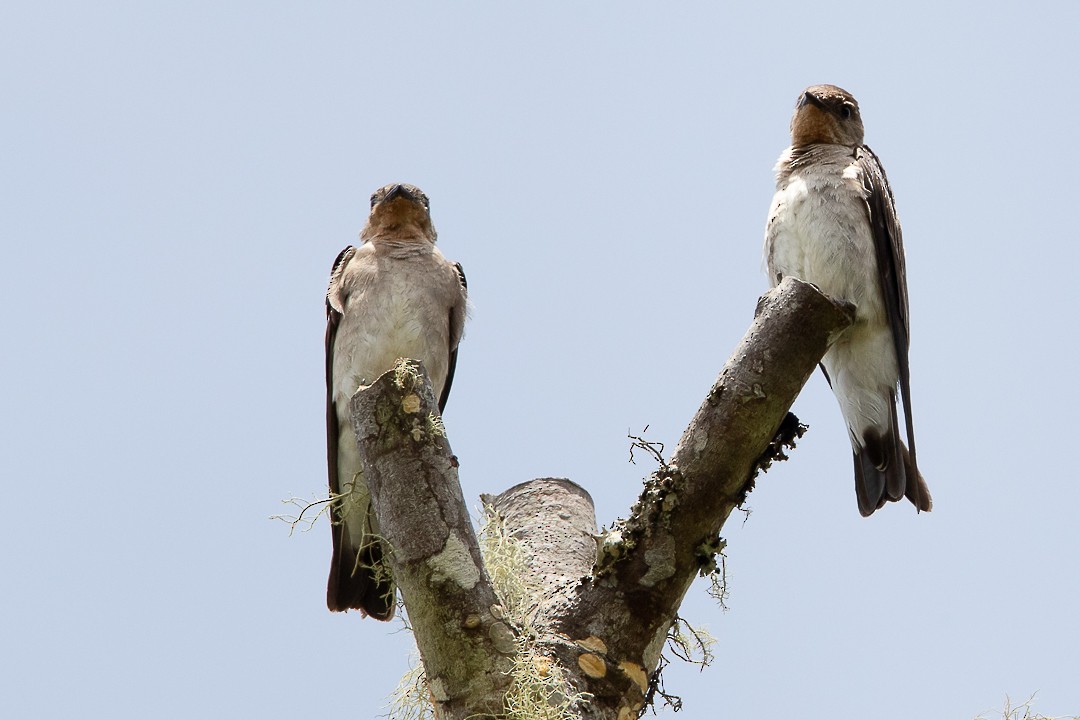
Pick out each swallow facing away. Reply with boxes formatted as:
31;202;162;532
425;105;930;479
325;183;468;618
763;85;931;516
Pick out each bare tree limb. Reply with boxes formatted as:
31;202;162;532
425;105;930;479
349;362;514;719
532;277;853;718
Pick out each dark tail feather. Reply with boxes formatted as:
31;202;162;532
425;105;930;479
854;447;888;516
883;400;906;502
327;527;395;620
854;423;905;516
854;433;931;516
900;442;932;512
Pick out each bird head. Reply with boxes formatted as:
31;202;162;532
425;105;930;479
789;84;865;147
361;183;437;242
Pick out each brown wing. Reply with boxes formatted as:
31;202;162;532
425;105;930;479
437;261;467;413
324;245;355;502
857;147;921;486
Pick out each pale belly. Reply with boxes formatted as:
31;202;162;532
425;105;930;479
765;174;884;326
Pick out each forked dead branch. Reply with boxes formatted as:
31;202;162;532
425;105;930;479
350;277;854;720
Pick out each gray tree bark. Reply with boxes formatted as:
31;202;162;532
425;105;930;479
349;277;854;719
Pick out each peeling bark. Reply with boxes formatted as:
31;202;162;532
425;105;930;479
348;278;853;719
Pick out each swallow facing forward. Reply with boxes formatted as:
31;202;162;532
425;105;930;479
764;85;931;516
325;183;468;618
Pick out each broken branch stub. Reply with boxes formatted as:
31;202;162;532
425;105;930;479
483;478;599;626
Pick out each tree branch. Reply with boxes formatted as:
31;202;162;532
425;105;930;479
538;277;853;718
349;361;514;719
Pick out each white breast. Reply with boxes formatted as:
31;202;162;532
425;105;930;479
764;157;884;325
331;256;453;410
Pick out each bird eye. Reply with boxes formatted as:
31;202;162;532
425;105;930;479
370;192;379;208
840;104;853;120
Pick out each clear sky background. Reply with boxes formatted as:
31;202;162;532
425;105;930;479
4;2;1078;718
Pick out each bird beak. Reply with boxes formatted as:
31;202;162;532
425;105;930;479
801;91;827;110
383;184;408;202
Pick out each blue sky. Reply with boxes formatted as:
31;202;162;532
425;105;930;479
3;2;1078;718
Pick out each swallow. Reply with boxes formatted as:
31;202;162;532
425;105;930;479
325;183;468;618
763;85;931;516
